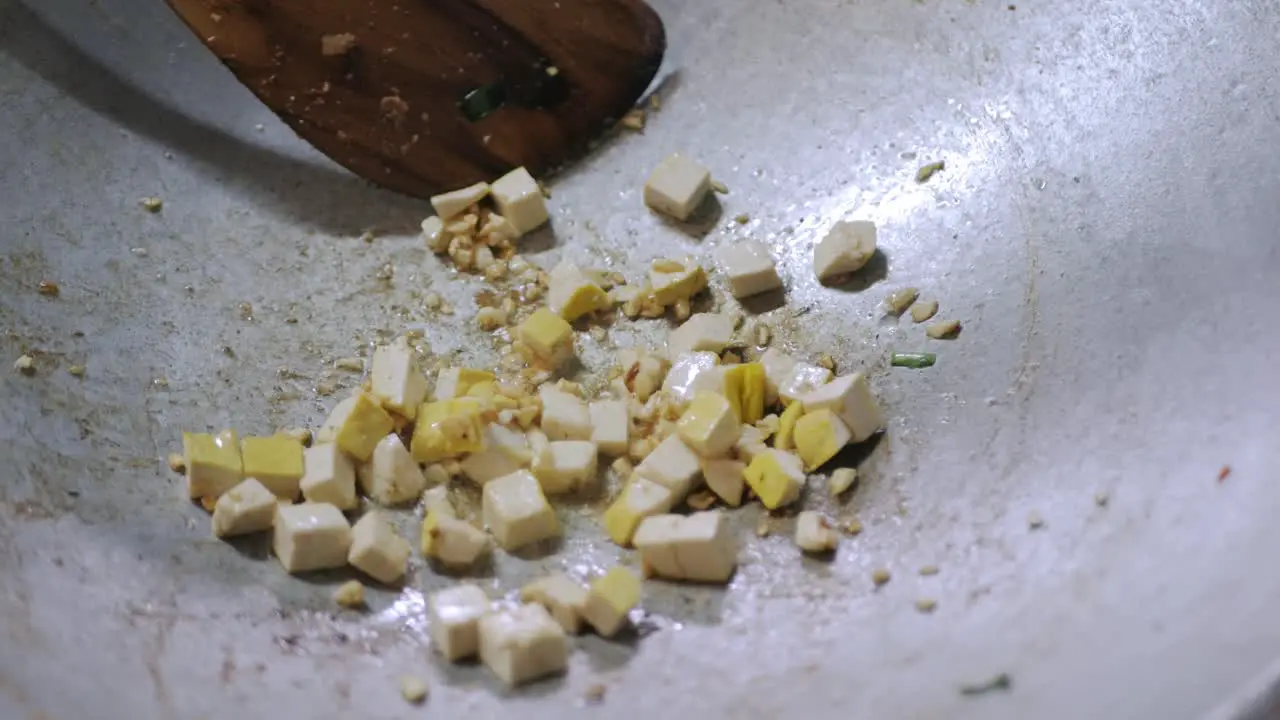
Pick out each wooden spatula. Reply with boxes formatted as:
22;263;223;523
166;0;666;199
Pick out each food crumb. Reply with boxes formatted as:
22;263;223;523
1027;511;1045;530
584;683;606;705
398;675;428;704
67;365;86;378
282;428;313;447
925;319;962;339
914;598;937;613
37;280;60;297
919;564;939;577
1217;465;1232;483
620;109;646;131
755;517;771;537
960;672;1012;696
915;160;945;183
886;288;920;315
816;353;835;371
13;354;34;374
843;519;863;535
321;32;357;56
140;197;163;213
909;299;939;323
871;568;891;587
686;490;717;511
334;579;365;609
710;179;729;194
734;213;750;224
335;357;365;372
1094;491;1110;507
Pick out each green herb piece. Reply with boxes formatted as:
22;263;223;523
891;352;936;369
916;160;945;183
960;673;1012;696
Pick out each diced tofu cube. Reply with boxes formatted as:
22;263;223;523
272;503;352;573
421;484;455;518
793;408;852;470
430;181;490;220
759;348;797;407
212;478;277;537
427;584;489;661
481;470;560;550
538;388;591;440
240;434;304;499
800;372;883;443
356;434;426;506
722;362;765;424
300;443;358;510
794;511;839;553
432;367;495;402
460;424;532;486
410;398;485;463
602;477;677;546
634;435;702;498
814;219;877;282
648;259;708;306
661;351;721;407
700;458;745;507
183;430;244;500
715;240;782;299
667;313;734;358
479;603;569;686
370;337;428;419
516;309;575;367
421;215;451;253
778;363;833;406
743;450;806;510
644;154;712;221
324;392;395;461
676;391;738;458
633;510;737;583
490;167;549;236
582;567;640;637
547;261;610;321
348;511;411;584
734;424;770;463
420;510;491;570
316;396;356;444
775;400;804;451
532;440;598;494
589;400;630;456
521;573;589;634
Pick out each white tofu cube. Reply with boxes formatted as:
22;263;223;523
581;567;641;637
715;240;782;299
759;348;797;407
421;215;450;253
633;510;737;583
532;440;598;494
800;372;883;443
272;503;352;573
430;181;490;220
661;351;722;407
546;260;610;321
421;511;491;570
490;167;549;236
676;391;739;458
348;511;411;584
814;219;877;282
667;313;734;359
520;573;589;634
316;395;358;444
634;435;701;498
427;584;490;661
794;511;839;553
481;470;560;550
299;443;358;510
734;424;769;462
589;400;630;456
601;476;678;546
356;434;426;506
432;367;495;401
778;363;833;406
538;388;591;441
478;603;569;686
460;424;532;486
644;154;712;221
212;478;277;537
421;484;455;518
700;458;746;507
370;337;427;420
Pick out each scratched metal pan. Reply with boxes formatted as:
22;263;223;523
3;1;1280;718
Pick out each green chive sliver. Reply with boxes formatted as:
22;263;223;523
891;352;936;369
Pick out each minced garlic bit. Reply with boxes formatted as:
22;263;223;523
843;519;863;535
710;179;729;194
915;598;938;613
828;467;857;497
918;564;939;577
281;428;313;447
885;288;919;315
13;354;34;374
1027;511;1045;530
1094;491;1110;508
686;490;717;511
909;299;939;323
755;517;771;537
334;579;365;608
140;197;163;212
816;353;835;371
925;319;962;339
67;365;86;378
871;568;891;587
754;323;771;347
398;675;429;704
620;109;646;131
335;357;365;372
584;683;607;705
476;306;508;330
167;452;186;473
424;292;443;311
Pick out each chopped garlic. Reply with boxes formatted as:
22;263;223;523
925;319;962;339
909;299;939;323
399;676;429;704
333;579;365;609
828;467;858;497
794;511;839;553
885;288;920;315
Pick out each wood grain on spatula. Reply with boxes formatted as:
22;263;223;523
166;0;666;199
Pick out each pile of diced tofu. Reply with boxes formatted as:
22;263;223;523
177;158;890;691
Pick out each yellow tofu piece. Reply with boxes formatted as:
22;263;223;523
675;391;738;457
582;567;641;637
793;409;852;470
649;262;708;306
435;367;496;401
334;392;395;461
723;362;765;424
775;401;804;451
183;430;243;499
743;450;805;510
410;398;485;463
602;477;677;547
516;309;574;365
240;435;305;499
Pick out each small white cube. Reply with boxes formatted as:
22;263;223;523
676;391;739;458
427;584;490;661
547;261;609;321
581;567;641;638
814;219;877;282
299;443;358;510
212;478;277;537
644;154;712;221
700;458;746;507
478;603;569;686
348;510;411;584
421;484;455;518
734;423;770;462
356;434;426;506
794;510;840;553
778;363;833;406
667;313;734;359
481;470;560;550
273;503;352;573
521;573;589;634
589;400;630;456
634;510;737;583
661;351;722;407
715;240;782;299
316;395;357;444
601;476;678;546
460;424;532;486
634;435;701;498
538;388;592;441
422;216;450;253
490;167;549;236
532;440;598;494
801;372;883;443
759;348;797;407
431;181;490;220
370;337;427;420
421;511;491;570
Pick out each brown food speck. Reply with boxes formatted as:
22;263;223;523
38;280;60;297
1217;465;1232;483
321;33;357;56
380;95;409;126
584;683;606;704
